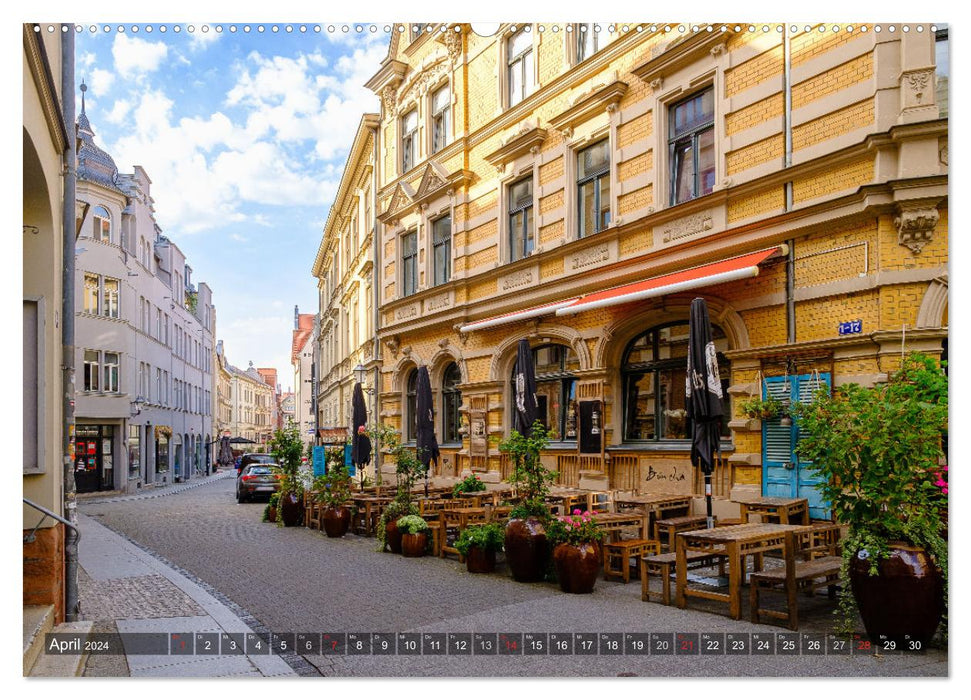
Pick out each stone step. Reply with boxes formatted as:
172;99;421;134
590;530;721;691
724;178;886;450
28;620;94;677
22;605;54;676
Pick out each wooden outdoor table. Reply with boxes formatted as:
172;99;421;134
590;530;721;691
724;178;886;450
559;511;649;542
350;495;394;536
732;496;810;525
675;523;811;620
454;491;494;508
547;489;596;514
614;493;692;537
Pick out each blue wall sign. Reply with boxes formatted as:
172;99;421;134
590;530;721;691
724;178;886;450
312;446;327;476
838;320;863;336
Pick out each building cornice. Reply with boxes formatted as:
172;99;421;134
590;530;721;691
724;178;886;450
23;23;68;155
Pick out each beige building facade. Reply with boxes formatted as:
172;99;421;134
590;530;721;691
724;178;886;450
353;23;947;518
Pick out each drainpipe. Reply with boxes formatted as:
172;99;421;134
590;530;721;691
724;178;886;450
783;25;796;345
370;123;382;483
61;23;79;623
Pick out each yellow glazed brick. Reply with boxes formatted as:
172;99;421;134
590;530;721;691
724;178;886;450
468;280;494;301
618;185;653;215
619;228;653;256
792;99;874;152
792;156;874;203
792;53;873;110
540;257;564;279
540;219;564;244
539;190;564;215
725;93;784;136
725;45;783;98
618;151;652;181
879;284;925;330
726;135;784;175
467;245;497;271
797;292;879;342
539;156;564;186
727;186;785;223
740;305;788;347
791;25;859;68
468;220;498;246
617;112;652;149
877;210;948;271
467;191;498;222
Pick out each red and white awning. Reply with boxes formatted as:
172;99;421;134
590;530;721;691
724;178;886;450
457;245;786;332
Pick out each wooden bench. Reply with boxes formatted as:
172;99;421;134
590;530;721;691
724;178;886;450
749;524;842;630
655;515;712;550
640;551;727;606
604;539;660;583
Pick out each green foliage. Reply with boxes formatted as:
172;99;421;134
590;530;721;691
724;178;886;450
455;522;505;556
452;473;487;498
739;393;786;419
793;352;948;635
396;514;429;535
500;420;555;522
261;492;280;523
312;464;353;508
376;500;419;551
546;510;606;546
270;421;306;498
367;423;428;505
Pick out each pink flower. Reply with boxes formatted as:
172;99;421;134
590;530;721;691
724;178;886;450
573;509;582;515
357;426;366;435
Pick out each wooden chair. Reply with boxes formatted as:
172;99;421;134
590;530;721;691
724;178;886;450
654;515;712;550
304;494;322;531
749;524;843;630
604;539;661;583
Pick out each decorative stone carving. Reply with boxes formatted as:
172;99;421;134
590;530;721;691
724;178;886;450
570;245;611;270
500;268;534;291
905;70;932;104
453;324;469;346
444;25;463;62
425;292;452;312
386;335;400;358
660;211;714;243
721;177;734;189
939;138;948;166
382;85;397;118
438;337;449;349
894;205;940;254
709;43;726;57
649;78;663;92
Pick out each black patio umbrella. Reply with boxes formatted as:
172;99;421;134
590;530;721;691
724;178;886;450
351;382;372;487
217;436;234;467
415;366;439;497
227;436;256;445
686;297;724;529
513;338;538;437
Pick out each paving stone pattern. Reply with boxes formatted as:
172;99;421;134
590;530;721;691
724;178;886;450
79;568;205;620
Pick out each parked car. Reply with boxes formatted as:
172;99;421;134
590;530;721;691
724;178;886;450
236;464;281;503
237;452;275;474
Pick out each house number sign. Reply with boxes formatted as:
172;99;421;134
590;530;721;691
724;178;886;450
837;320;863;336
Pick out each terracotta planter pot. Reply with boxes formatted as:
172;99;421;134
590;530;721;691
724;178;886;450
465;546;497;574
553;542;601;594
385;520;403;554
279;492;304;527
266;506;277;523
505;517;548;582
849;541;945;646
322;506;351;538
401;532;428;557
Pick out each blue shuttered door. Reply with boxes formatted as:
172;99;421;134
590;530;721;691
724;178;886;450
761;373;832;519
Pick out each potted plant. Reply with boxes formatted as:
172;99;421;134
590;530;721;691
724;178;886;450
452;473;487;499
270;421;306;527
793;353;948;645
455;522;505;573
547;509;606;594
397;515;430;557
369;424;427;553
262;492;280;523
500;421;555;582
314;462;354;538
739;393;785;420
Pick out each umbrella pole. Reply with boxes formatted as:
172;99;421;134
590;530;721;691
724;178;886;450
705;474;714;529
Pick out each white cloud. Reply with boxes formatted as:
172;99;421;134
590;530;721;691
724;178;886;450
79;51;97;70
105;98;132;124
187;26;221;50
87;68;115;98
112;33;169;78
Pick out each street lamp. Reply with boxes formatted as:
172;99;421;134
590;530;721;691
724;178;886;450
353;363;367;388
130;396;146;417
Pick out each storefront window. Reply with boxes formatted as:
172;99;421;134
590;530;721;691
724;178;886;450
513;344;579;441
406;369;418;442
442;362;462;444
622;322;730;442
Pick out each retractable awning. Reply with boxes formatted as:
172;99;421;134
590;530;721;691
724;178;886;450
456;245;786;332
555;245;787;316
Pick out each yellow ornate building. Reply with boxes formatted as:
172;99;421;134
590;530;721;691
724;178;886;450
336;23;947;518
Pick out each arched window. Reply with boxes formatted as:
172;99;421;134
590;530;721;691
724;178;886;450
406;369;418;442
621;322;730;442
511;343;579;441
92;205;111;243
442;362;462;444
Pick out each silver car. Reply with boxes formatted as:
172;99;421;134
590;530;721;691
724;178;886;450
235;464;281;503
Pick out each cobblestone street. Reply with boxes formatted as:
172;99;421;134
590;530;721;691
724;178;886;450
77;474;947;678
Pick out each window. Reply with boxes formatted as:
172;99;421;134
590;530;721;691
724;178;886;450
442;362;462;444
574;23;602;63
83;350;100;392
512;344;579;441
432;215;452;285
669;89;715;205
103;352;119;392
406;369;418;441
621;322;730;442
401;109;418;173
83;274;100;314
936;25;949;118
508;177;534;262
156;307;163;340
92;205;111;243
156;368;163;405
431;84;450;153
577;140;611;237
507;29;534;107
104;278;119;318
401;230;418;296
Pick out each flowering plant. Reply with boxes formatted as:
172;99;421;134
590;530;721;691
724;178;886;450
313;464;353;508
452;473;487;498
396;514;430;535
546;510;605;547
357;425;367;435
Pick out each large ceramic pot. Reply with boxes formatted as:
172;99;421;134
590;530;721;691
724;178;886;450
279;492;304;527
465;546;497;574
553;542;601;594
401;532;428;557
384;519;403;554
505;517;548;582
322;506;351;538
849;541;945;646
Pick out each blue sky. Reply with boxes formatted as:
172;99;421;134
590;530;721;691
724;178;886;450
73;23;387;389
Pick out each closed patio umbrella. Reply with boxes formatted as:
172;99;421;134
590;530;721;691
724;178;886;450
351;382;372;487
513;338;538;437
686;297;724;529
415;366;439;497
217;436;234;468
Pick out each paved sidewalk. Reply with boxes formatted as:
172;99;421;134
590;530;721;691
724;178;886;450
76;511;296;678
77;469;236;505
